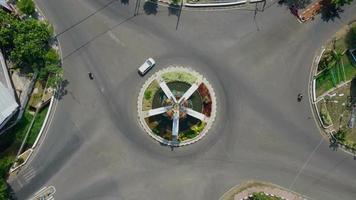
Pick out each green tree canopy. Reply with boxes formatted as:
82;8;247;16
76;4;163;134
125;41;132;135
0;178;9;200
331;0;354;7
10;18;53;70
17;0;36;16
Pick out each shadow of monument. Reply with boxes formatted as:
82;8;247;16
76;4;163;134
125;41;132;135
121;0;129;5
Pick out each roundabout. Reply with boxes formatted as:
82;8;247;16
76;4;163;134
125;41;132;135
10;0;356;200
138;67;216;146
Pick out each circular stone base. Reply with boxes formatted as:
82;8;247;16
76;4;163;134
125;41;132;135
137;66;217;147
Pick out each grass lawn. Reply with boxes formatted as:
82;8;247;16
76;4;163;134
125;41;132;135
0;105;49;169
315;22;356;97
25;106;49;148
0;110;33;156
317;100;333;127
323;83;356;147
316;54;356;97
161;71;197;85
249;192;282;200
142;80;160;111
316;71;336;97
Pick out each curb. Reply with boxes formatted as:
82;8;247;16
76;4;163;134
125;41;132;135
32;96;54;148
309;45;356;156
9;149;33;173
219;181;312;200
185;0;264;7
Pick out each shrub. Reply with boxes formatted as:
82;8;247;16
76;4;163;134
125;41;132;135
320;102;333;126
17;0;36;16
144;91;152;100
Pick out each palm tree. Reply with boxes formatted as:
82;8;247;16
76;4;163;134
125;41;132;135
331;0;354;8
322;48;346;86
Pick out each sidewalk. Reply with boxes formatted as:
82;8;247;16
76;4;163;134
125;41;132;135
232;186;306;200
220;181;310;200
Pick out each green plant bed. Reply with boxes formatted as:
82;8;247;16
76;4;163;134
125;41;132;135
0;156;13;199
343;54;356;80
0;110;33;154
316;55;355;97
249;192;282;200
26;106;49;147
162;71;197;85
142;80;160;111
316;72;335;97
179;121;206;141
321;84;356;148
28;81;44;110
317;101;333;126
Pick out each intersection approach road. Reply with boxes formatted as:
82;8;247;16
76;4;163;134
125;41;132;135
10;0;356;199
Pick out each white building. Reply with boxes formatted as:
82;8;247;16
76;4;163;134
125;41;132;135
0;50;18;132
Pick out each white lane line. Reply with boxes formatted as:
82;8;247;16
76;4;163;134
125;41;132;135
108;30;126;47
23;169;36;181
288;138;324;189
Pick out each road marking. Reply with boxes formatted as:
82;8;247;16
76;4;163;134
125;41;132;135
15;179;24;188
22;167;36;182
108;31;126;47
288;138;324;189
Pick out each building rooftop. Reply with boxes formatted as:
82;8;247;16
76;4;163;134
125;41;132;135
0;82;18;125
0;0;13;11
0;49;18;127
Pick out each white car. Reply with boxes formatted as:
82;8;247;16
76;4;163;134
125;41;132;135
138;58;155;76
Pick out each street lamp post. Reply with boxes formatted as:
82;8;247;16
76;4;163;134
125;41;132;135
175;0;184;30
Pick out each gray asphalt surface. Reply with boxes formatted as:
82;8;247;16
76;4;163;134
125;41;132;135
9;0;356;199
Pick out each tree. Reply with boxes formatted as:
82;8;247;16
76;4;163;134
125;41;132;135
43;64;64;88
17;0;36;16
331;0;354;7
319;48;345;86
0;11;18;51
10;19;52;70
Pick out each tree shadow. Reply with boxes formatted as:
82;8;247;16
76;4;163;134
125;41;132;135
320;1;343;22
8;184;17;200
350;78;356;105
168;3;180;17
121;0;129;5
277;0;311;9
345;24;356;49
143;0;158;15
329;137;339;151
54;79;69;101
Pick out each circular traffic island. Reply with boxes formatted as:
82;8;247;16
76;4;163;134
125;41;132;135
138;67;216;146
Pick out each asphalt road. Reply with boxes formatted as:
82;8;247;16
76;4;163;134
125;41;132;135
9;0;356;199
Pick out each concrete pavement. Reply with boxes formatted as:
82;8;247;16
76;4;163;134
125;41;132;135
9;0;356;199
